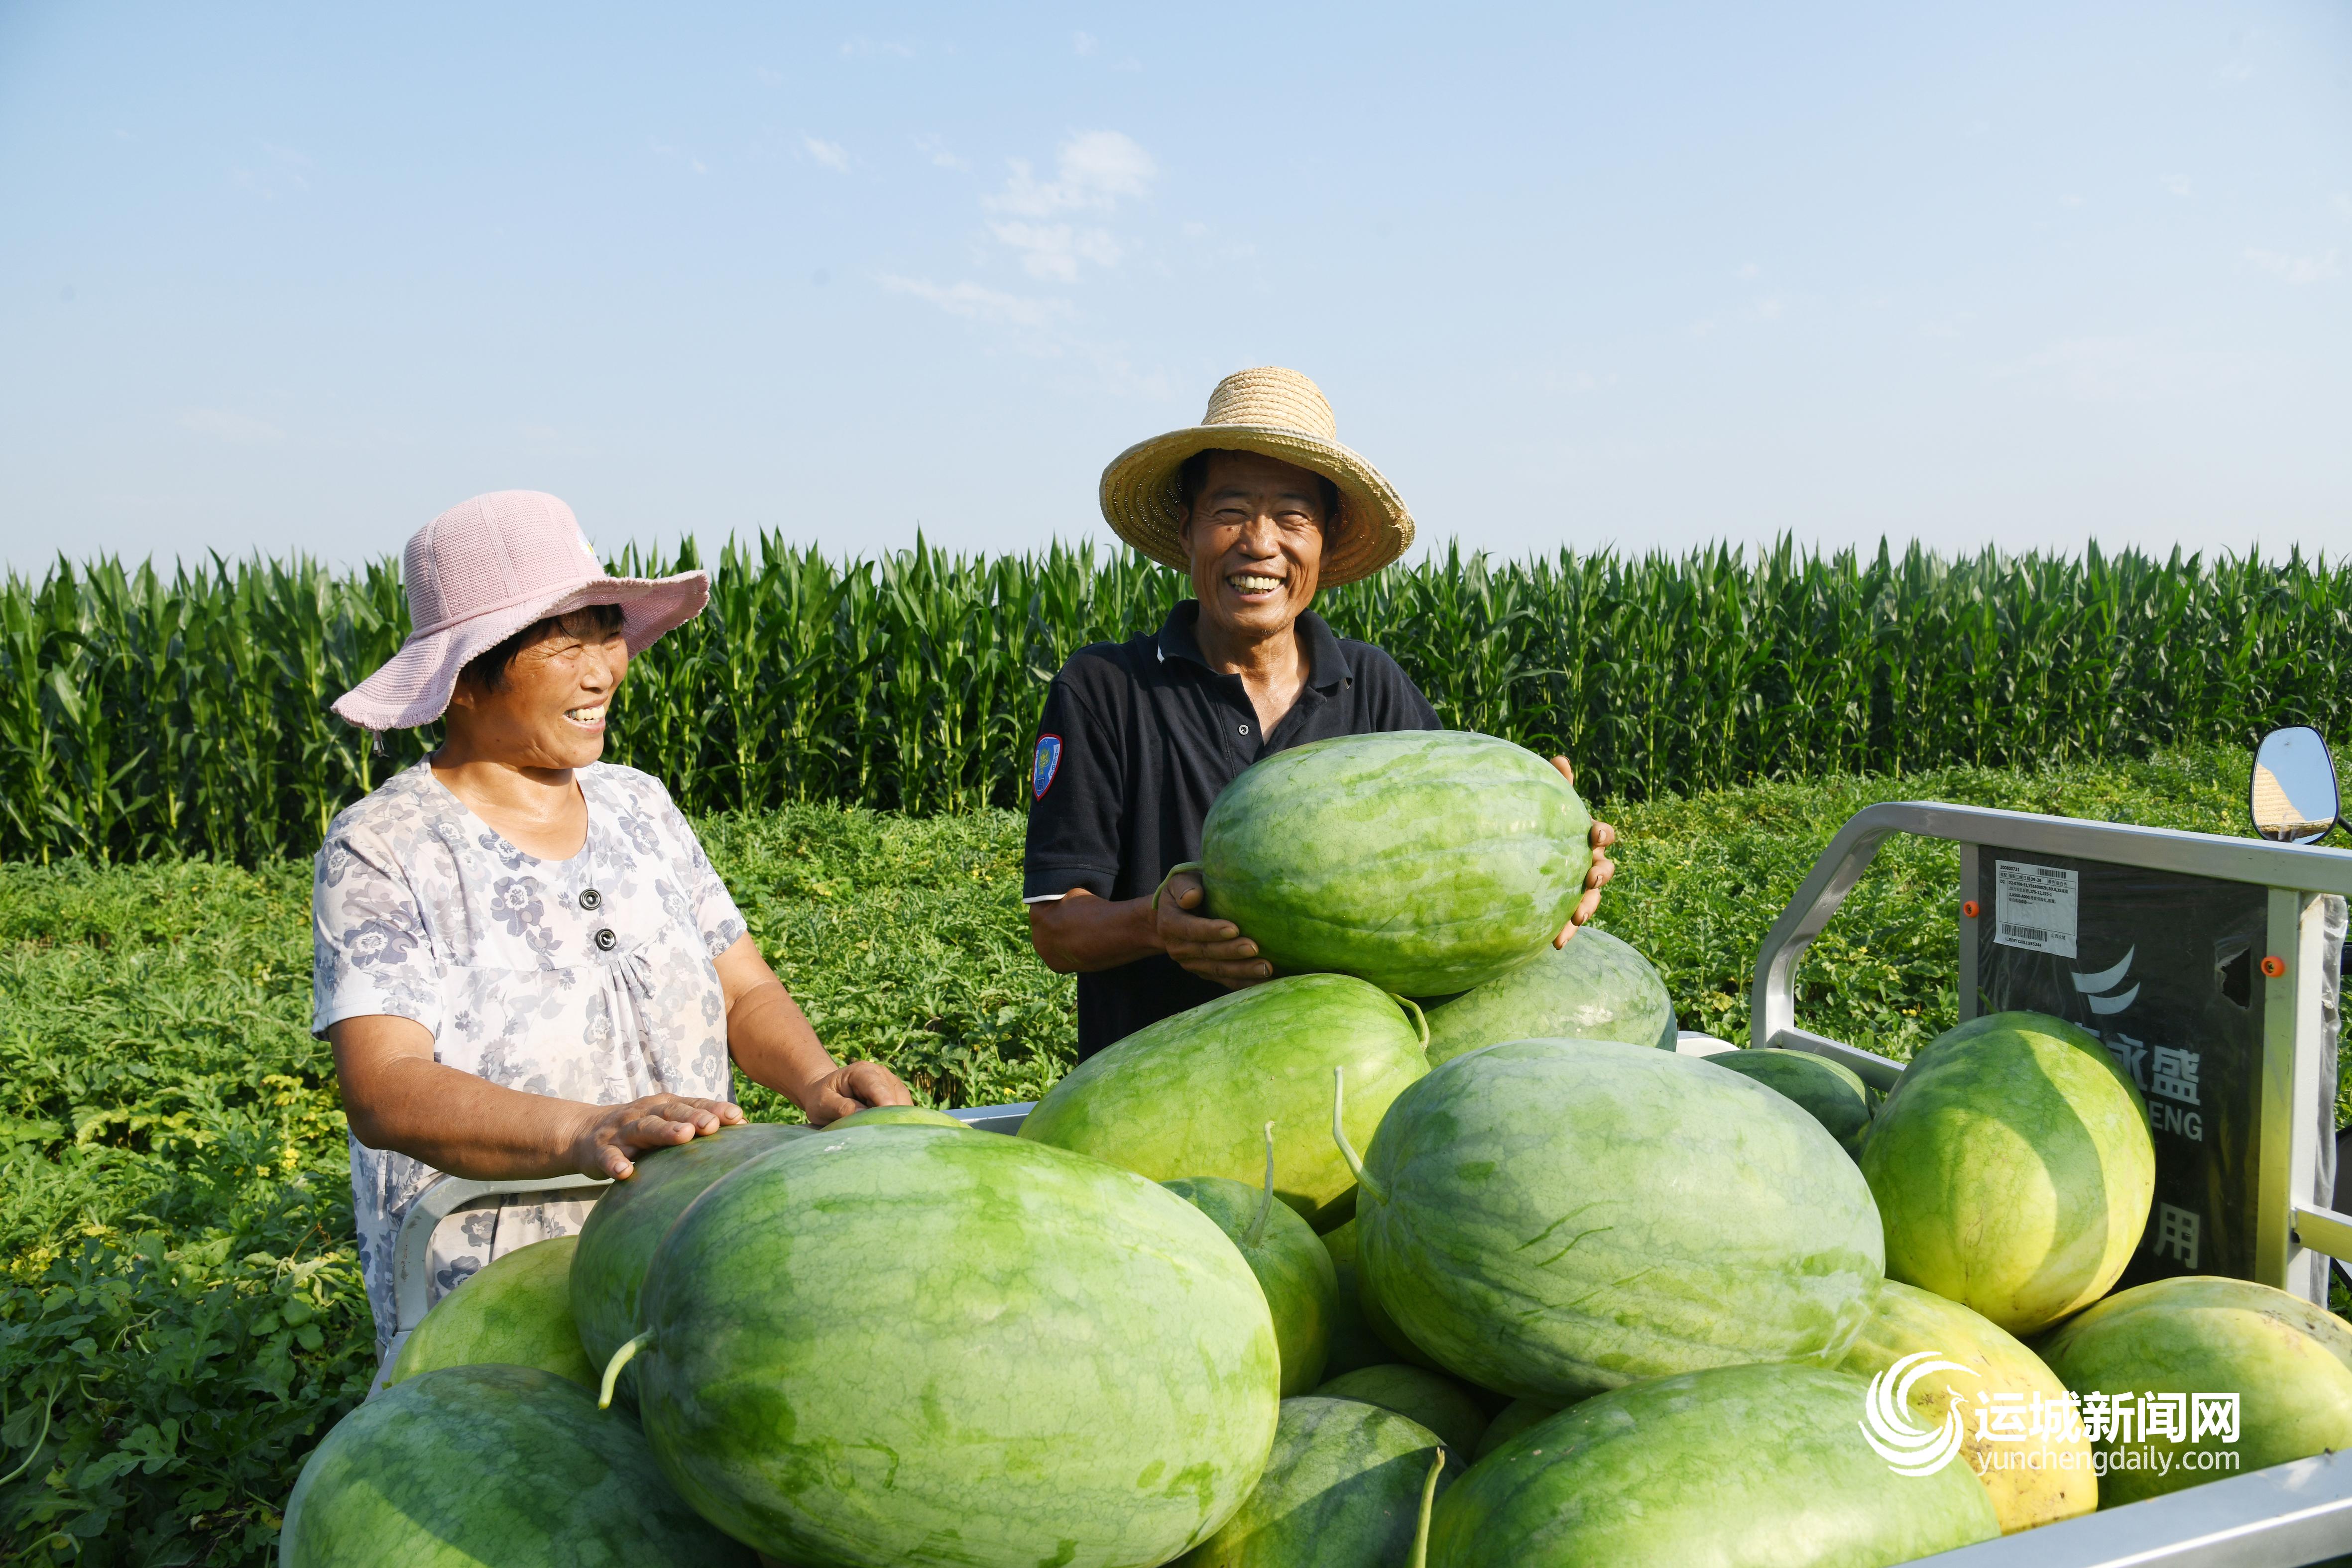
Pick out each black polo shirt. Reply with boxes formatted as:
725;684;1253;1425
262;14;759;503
1024;600;1441;1058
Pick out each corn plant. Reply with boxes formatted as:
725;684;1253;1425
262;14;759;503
5;537;2351;865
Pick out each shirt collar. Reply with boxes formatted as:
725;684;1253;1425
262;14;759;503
1156;600;1354;690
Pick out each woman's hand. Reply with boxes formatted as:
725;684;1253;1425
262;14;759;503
1550;757;1619;946
566;1094;746;1181
1155;870;1273;990
800;1060;916;1125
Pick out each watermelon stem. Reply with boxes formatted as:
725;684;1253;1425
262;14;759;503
1246;1120;1277;1248
1151;860;1205;910
1409;1447;1444;1568
598;1332;650;1410
0;1378;56;1488
1330;1067;1385;1206
1388;992;1429;1053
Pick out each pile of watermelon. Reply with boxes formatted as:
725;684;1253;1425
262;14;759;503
282;732;2352;1567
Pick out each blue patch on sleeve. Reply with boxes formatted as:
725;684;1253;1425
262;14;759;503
1032;735;1062;800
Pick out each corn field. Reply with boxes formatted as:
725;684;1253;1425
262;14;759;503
2;535;2346;865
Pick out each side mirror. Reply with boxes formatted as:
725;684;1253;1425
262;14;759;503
2251;725;2341;844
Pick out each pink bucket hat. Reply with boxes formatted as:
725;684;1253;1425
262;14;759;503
332;490;709;730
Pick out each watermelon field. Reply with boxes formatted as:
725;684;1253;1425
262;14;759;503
2;740;2342;1564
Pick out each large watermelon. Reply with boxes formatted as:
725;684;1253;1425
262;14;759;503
1470;1396;1560;1461
1196;731;1593;997
1360;1267;1445;1373
1861;1011;2154;1335
1422;928;1674;1064
1838;1278;2096;1531
1174;1397;1447;1568
280;1363;755;1566
1348;1038;1882;1401
1427;1363;1999;1567
1021;974;1428;1230
1710;1048;1874;1157
1323;1220;1442;1373
1167;1161;1340;1395
571;1122;815;1402
385;1233;594;1391
1313;1365;1489;1458
828;1104;971;1129
1317;1221;1394;1379
622;1126;1281;1567
2038;1275;2352;1507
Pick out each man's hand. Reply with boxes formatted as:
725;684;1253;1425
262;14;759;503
1550;756;1619;947
1157;869;1274;989
801;1060;916;1126
567;1094;745;1181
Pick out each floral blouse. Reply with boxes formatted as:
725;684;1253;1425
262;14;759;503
311;759;745;1357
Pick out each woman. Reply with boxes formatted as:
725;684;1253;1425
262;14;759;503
316;489;909;1357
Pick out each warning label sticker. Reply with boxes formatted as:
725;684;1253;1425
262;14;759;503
1994;861;2079;958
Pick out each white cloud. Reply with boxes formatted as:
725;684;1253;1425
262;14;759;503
988;221;1124;281
804;136;851;173
841;37;913;58
880;275;1068;328
2002;338;2157;401
987;130;1154;219
880;130;1156;344
178;409;285;443
1073;31;1098;55
2162;174;2193;197
912;134;965;170
2244;247;2340;285
1994;337;2242;404
969;131;1155;282
232;142;313;200
1734;261;1760;279
2221;60;2255;82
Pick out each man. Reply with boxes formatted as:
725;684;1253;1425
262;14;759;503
1025;366;1617;1057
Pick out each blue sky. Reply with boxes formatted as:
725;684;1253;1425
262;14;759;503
1;2;2347;572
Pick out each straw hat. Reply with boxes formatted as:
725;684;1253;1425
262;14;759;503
333;490;708;731
1098;367;1414;587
